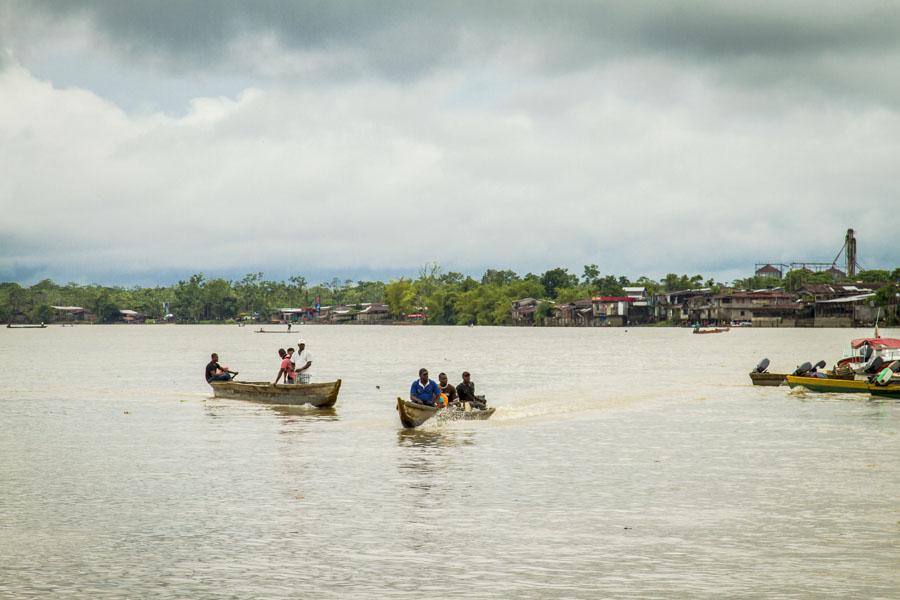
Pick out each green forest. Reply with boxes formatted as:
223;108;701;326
1;265;897;325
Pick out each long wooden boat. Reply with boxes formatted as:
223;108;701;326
254;329;294;334
785;375;900;398
6;323;47;328
693;327;730;334
209;379;341;407
396;397;496;429
750;371;853;386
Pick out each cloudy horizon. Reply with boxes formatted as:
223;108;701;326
2;1;899;287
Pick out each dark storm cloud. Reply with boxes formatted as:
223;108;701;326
14;1;900;80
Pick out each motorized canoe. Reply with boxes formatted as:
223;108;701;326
254;329;295;334
209;379;341;407
750;371;853;386
785;375;900;398
396;397;496;429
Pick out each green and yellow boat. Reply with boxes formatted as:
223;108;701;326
785;375;900;398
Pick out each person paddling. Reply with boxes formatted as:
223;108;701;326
205;353;237;382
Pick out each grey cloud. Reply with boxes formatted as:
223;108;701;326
11;2;900;78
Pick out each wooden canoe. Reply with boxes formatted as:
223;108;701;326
209;379;341;407
785;375;900;398
396;397;496;429
693;327;730;334
750;371;853;386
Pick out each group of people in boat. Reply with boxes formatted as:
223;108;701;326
204;339;313;385
410;368;486;410
273;339;313;384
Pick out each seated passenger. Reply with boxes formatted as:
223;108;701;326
410;368;441;406
456;371;486;410
205;353;237;382
438;372;457;406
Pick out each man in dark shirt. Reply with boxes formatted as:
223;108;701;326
456;371;486;410
438;372;457;404
205;353;237;382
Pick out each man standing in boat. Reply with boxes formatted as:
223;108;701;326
456;371;486;410
410;368;441;406
273;348;296;385
205;353;237;382
294;339;313;383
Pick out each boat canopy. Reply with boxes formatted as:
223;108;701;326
850;338;900;350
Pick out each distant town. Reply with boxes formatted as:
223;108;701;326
3;266;898;329
3;231;898;328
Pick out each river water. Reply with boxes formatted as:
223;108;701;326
1;325;898;599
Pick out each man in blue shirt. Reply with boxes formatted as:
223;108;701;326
410;368;441;406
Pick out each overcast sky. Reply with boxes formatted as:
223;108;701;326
1;1;899;286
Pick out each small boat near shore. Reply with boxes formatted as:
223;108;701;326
749;372;789;386
750;371;854;386
254;329;294;334
749;358;853;386
6;323;47;329
209;379;341;407
835;337;900;373
396;397;496;428
693;326;730;334
785;375;900;398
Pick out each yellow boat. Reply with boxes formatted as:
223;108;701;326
785;375;900;398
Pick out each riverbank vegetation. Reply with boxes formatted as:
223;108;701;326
1;265;897;325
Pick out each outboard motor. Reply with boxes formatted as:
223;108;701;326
874;361;900;386
755;358;770;374
793;362;813;376
810;360;827;373
864;356;885;375
862;344;874;361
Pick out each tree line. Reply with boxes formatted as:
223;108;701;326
1;265;897;325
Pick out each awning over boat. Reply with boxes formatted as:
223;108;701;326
850;338;900;350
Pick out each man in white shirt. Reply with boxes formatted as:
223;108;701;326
294;339;313;383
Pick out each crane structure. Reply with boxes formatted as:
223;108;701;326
755;229;862;279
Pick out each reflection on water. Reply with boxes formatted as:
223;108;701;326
0;325;898;599
268;405;339;422
395;428;470;449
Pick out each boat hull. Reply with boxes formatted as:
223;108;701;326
750;371;853;386
785;375;900;398
749;372;786;386
209;379;341;407
396;398;496;428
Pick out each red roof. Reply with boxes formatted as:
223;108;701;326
850;338;900;350
592;296;636;302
